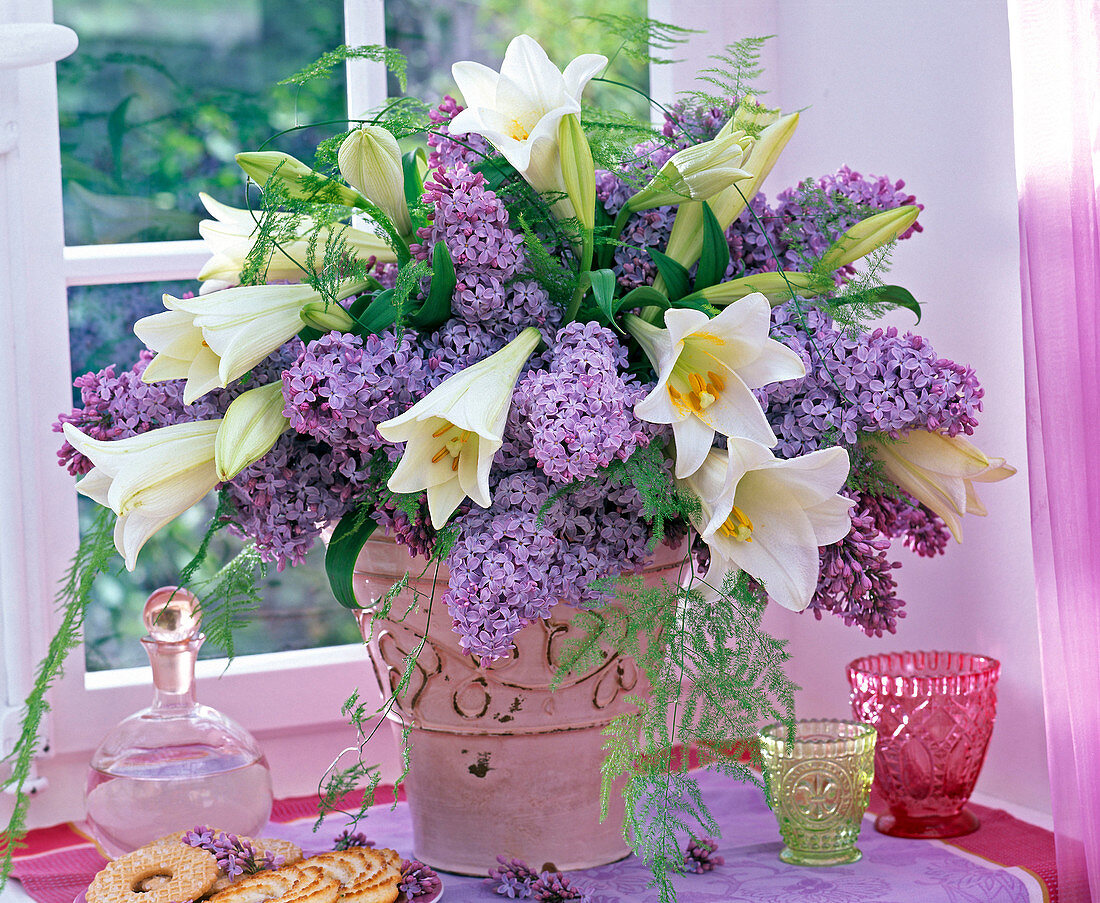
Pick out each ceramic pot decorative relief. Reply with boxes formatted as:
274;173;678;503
353;536;683;875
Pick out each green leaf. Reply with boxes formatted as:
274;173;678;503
106;95;134;183
833;284;922;323
693;202;730;291
619;285;671;311
589;268;620;330
471;156;519;192
409;241;456;330
402;148;426;208
325;511;378;609
354;289;398;334
647;248;691;301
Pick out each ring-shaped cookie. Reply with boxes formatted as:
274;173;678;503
87;844;217;903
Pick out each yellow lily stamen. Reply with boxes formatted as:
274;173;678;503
707;370;726;392
719;505;754;542
432;423;453;438
689;372;706;394
431;448;449;464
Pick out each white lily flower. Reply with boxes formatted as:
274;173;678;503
337;127;413;236
625;293;806;479
864;430;1016;541
214;382;289;481
625;132;753;212
681;440;854;612
63;420;222;571
197;193;395;290
135;280;368;404
449;35;606;211
378;326;542;529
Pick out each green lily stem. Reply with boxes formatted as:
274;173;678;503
564;228;595;321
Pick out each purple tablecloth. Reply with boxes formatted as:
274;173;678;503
270;770;1044;903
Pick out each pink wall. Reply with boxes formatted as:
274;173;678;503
650;0;1048;817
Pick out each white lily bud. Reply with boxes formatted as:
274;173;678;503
236;151;364;208
558;113;596;231
626;133;753;213
215;383;289;482
818;205;921;271
337;127;413;236
299;301;357;333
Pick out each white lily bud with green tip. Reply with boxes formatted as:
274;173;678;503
694;272;835;306
338;126;413;237
818;205;921;271
63;420;222;571
558;113;596;232
626;132;753;213
136;280;369;404
236;151;364;208
864;430;1015;542
378;326;542;528
197;193;395;292
214;382;290;481
663;105;799;271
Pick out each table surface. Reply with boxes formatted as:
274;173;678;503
5;769;1056;903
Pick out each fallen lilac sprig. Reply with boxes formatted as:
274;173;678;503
182;825;284;880
533;871;593;903
484;856;539;899
398;859;441;899
333;829;376;850
682;836;724;874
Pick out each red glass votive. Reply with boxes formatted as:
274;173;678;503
847;651;1000;839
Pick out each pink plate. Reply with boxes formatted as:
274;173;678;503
74;881;443;903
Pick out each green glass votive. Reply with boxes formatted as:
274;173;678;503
759;719;877;866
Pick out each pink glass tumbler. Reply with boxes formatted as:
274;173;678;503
847;651;1000;839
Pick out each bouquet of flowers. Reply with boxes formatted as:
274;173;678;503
10;27;1015;897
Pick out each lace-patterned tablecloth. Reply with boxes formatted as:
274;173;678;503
8;770;1052;903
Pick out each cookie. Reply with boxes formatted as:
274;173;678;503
87;844;217;903
206;870;295;903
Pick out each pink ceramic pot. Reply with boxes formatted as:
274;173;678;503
353;536;684;875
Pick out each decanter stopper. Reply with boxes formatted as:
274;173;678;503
143;585;201;643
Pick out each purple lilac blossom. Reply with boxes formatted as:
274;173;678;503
183;826;283;880
443;468;656;664
413;163;561;363
398;860;441;898
682;836;725;874
532;871;593;903
425;96;492;172
333;829;375;850
809;500;905;637
511;322;654;484
758;303;984;458
282;329;431;458
862;491;952;559
485;856;539;899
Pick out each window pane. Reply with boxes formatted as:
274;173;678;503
55;0;345;246
385;0;649;117
65;283;362;671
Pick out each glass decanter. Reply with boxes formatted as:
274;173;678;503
85;586;274;857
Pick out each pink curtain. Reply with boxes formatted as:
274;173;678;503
1008;2;1100;900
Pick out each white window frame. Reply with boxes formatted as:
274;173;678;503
1;0;399;829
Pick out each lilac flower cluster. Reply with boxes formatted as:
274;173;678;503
485;856;538;899
425;96;491;172
510;322;654;483
398;859;441;899
443;472;654;663
413;164;560;364
282;329;432;458
682;836;725;874
863;491;951;559
809;501;905;637
332;829;375;850
182;826;284;880
759;303;984;457
484;858;591;902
